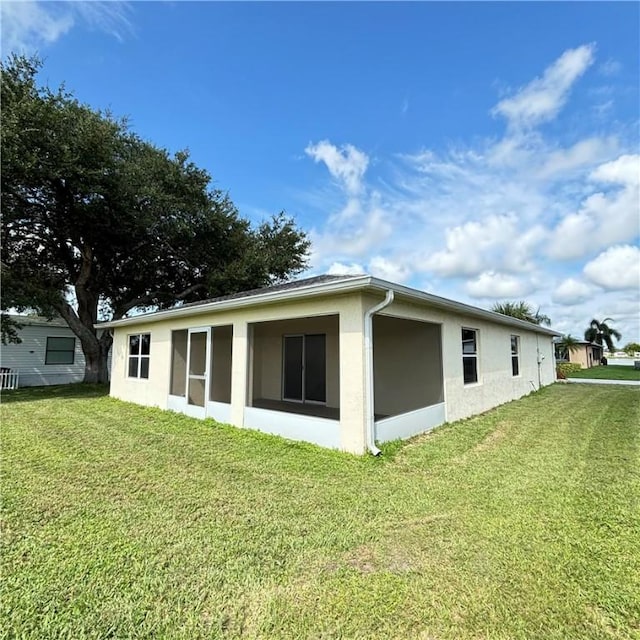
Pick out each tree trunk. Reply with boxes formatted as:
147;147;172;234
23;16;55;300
80;332;113;384
57;285;113;385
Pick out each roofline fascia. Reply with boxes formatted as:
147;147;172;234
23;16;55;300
362;276;562;337
96;276;374;329
96;274;561;337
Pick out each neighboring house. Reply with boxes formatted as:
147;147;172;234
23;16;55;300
0;315;111;387
101;275;560;455
554;339;603;369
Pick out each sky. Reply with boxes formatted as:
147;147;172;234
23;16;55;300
2;1;639;344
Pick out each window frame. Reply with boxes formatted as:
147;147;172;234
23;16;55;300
461;327;479;385
511;335;520;377
127;333;151;379
45;336;76;365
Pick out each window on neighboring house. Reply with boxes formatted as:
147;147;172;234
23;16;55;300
511;335;520;376
462;328;478;384
45;337;75;365
128;333;150;379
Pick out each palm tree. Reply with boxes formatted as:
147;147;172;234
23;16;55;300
491;301;551;326
555;333;581;361
584;318;621;352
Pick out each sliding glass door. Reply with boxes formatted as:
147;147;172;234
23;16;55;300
283;334;326;404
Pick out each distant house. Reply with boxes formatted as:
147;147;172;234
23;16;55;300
0;315;109;388
100;275;560;455
554;339;603;369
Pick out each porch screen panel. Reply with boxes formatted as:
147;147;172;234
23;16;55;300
283;336;303;401
189;332;207;376
304;334;326;403
170;330;188;396
188;378;205;407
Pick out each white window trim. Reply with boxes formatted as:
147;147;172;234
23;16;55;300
511;335;520;377
462;327;480;386
127;333;151;379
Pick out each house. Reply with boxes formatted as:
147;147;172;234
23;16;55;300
101;275;560;455
0;315;87;388
554;339;603;368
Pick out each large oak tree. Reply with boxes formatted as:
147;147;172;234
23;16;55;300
1;56;310;382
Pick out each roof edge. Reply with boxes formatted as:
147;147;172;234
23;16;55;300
97;275;372;329
97;274;561;336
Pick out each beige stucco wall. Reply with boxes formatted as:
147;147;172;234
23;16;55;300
110;292;369;454
109;289;557;454
251;315;340;407
568;345;601;369
373;315;443;417
371;297;556;424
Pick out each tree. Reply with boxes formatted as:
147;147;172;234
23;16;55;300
554;334;581;361
1;55;310;382
490;301;551;326
622;342;640;356
584;318;621;353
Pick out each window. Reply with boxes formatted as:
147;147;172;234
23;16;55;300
462;328;478;384
128;333;150;379
45;337;75;365
511;335;520;377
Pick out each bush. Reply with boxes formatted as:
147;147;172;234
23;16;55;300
557;363;581;379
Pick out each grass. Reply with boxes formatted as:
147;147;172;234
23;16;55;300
568;364;640;381
2;384;639;639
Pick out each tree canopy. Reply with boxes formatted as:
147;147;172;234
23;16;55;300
554;334;581;361
584;318;621;353
1;55;310;381
490;301;551;326
622;342;640;356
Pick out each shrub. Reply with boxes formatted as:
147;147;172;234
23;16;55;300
557;363;581;378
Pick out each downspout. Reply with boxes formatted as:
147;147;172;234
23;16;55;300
364;290;394;456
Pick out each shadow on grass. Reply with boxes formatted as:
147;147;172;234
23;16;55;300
0;383;110;404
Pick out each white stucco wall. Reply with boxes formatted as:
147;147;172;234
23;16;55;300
109;289;557;454
110;292;369;454
372;315;443;417
372;297;556;424
251;315;340;408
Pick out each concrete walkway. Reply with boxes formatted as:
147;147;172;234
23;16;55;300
566;378;640;386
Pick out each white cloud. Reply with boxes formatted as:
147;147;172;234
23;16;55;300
548;154;640;259
466;272;537;299
598;58;622;77
492;44;595;129
591;153;640;185
0;1;132;53
552;278;593;305
297;44;639;341
305;140;369;195
583;245;640;290
368;257;412;283
536;137;618;180
326;262;366;276
421;214;546;278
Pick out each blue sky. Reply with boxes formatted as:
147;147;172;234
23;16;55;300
2;1;639;343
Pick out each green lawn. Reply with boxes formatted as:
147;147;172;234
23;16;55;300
568;364;640;381
2;384;639;640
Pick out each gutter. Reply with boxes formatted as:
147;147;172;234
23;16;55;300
363;290;394;456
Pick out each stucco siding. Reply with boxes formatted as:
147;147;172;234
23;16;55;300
108;285;557;454
251;316;339;408
442;314;555;423
372;297;555;424
109;292;369;453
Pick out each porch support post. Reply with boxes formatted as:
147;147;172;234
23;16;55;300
339;297;368;454
229;320;249;428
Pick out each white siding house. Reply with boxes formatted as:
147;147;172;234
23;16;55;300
100;275;560;455
0;315;110;387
